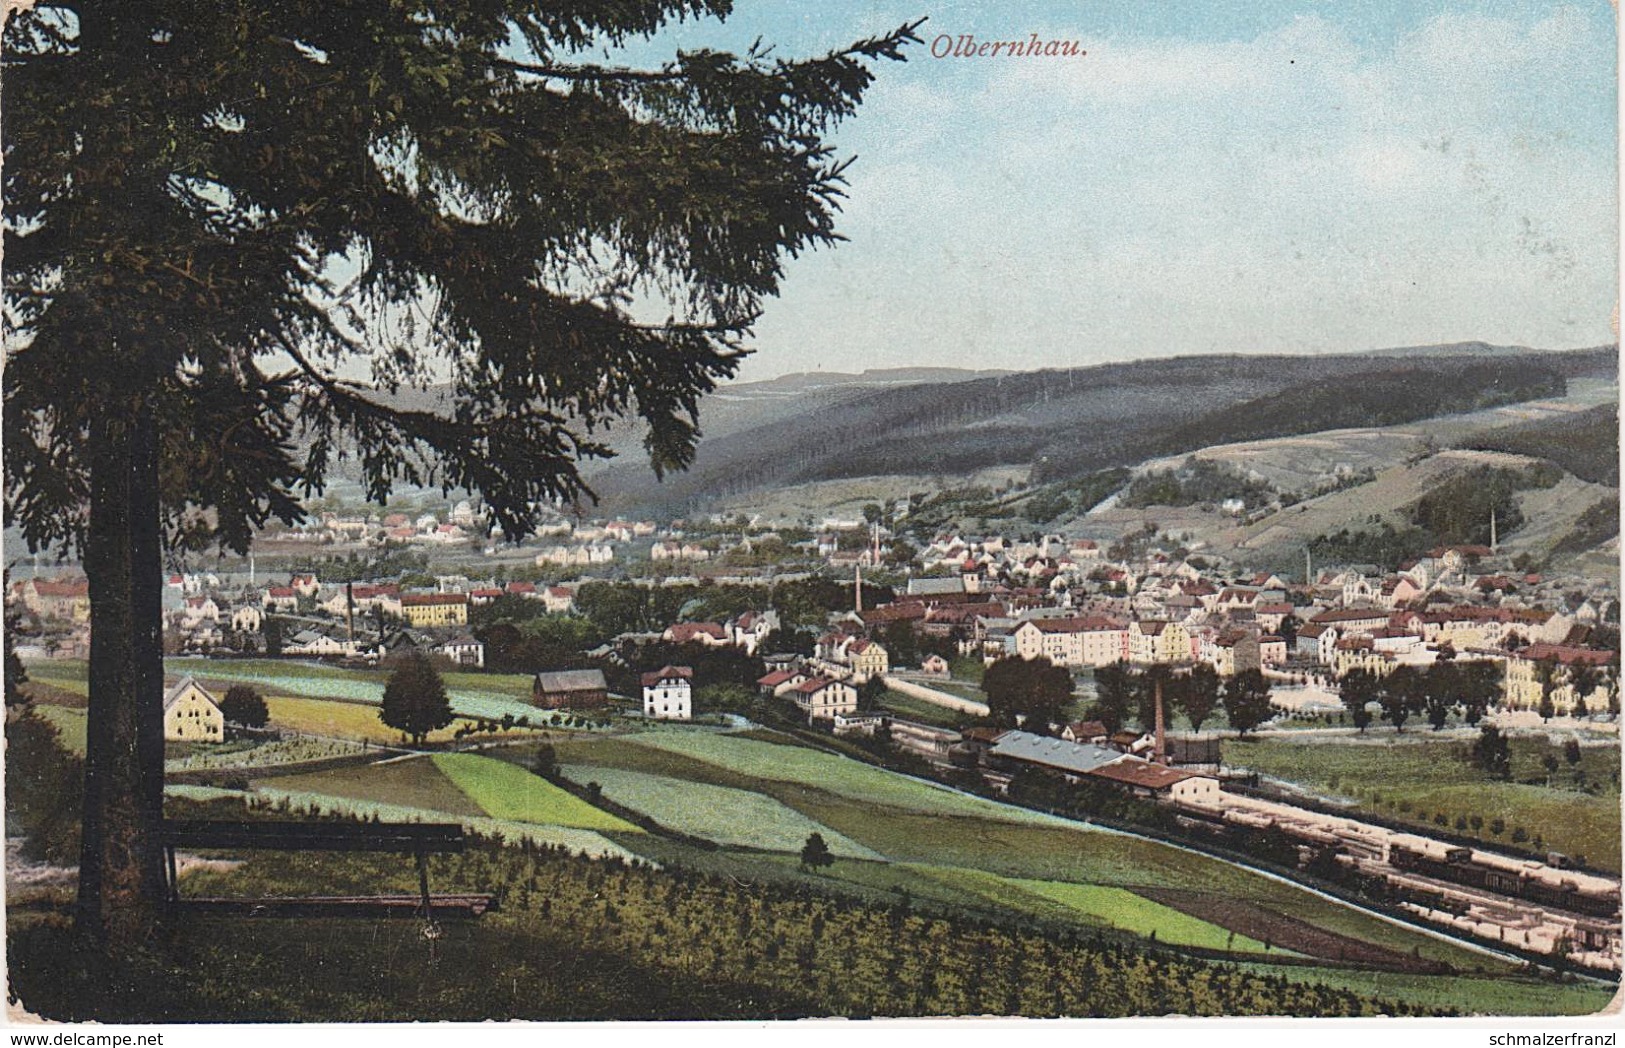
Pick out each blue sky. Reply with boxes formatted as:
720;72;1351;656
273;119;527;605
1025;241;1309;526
610;1;1619;381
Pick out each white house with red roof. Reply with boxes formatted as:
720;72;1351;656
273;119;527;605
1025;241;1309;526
262;586;300;613
542;586;576;614
641;665;693;720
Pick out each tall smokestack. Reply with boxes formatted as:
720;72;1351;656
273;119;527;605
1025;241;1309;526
854;563;863;614
1154;675;1166;765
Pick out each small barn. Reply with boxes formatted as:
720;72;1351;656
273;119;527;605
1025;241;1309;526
532;668;611;710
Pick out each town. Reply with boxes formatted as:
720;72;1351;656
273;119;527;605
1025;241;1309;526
11;489;1620;979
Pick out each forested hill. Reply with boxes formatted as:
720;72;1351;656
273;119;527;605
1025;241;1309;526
587;346;1613;515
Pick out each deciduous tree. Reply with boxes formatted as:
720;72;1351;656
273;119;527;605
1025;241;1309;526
1222;669;1272;737
1178;662;1221;735
1339;668;1378;733
4;0;919;946
984;656;1072;733
380;650;455;746
218;684;269;729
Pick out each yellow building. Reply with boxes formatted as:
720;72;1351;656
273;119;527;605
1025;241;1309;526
400;593;470;628
1129;620;1190;664
1330;640;1397;679
847;638;889;681
1503;645;1611;714
163;677;224;743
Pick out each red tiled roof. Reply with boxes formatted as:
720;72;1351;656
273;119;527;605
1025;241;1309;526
1520;643;1617;667
642;665;694;687
667;622;727;643
1087;759;1201;791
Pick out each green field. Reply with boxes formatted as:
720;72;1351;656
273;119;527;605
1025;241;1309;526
879;690;968;727
33;704;87;754
621;729;1059;823
1224;735;1622;870
19;661;89;698
260;757;486;817
562;763;881;858
24;658;555;723
433;753;640;832
918;866;1275;954
164;784;641;861
552;730;1512;975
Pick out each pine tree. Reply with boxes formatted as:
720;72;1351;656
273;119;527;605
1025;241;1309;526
4;1;920;946
799;832;835;872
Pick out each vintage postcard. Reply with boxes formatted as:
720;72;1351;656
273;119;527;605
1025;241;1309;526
2;0;1620;1038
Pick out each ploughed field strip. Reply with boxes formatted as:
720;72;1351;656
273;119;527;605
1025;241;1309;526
1134;887;1434;971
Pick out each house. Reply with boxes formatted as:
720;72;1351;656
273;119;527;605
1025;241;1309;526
729;610;779;655
532;669;611;710
920;654;951;678
440;634;485;668
790;676;859;720
1297;622;1337;664
663;622;730;647
290;573;321;598
1061;720;1108;744
1253;603;1295;634
641;665;693;721
1011;616;1128;668
846;638;889;682
400;593;469;628
179;596;221;627
757;668;809;697
10;578;89;623
1331;637;1397;678
262;586;300;613
230;604;265;633
163;677;224;743
1203;629;1259;677
1503;644;1613;714
1084;757;1220;802
542;586;576;614
1308;607;1389;636
1128;619;1190;664
283;628;354;658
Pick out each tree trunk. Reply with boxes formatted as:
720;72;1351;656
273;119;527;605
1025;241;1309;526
76;399;167;948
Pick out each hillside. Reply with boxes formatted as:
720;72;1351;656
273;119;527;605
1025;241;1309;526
1078;376;1619;576
1458;402;1620;486
586;346;1613;518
